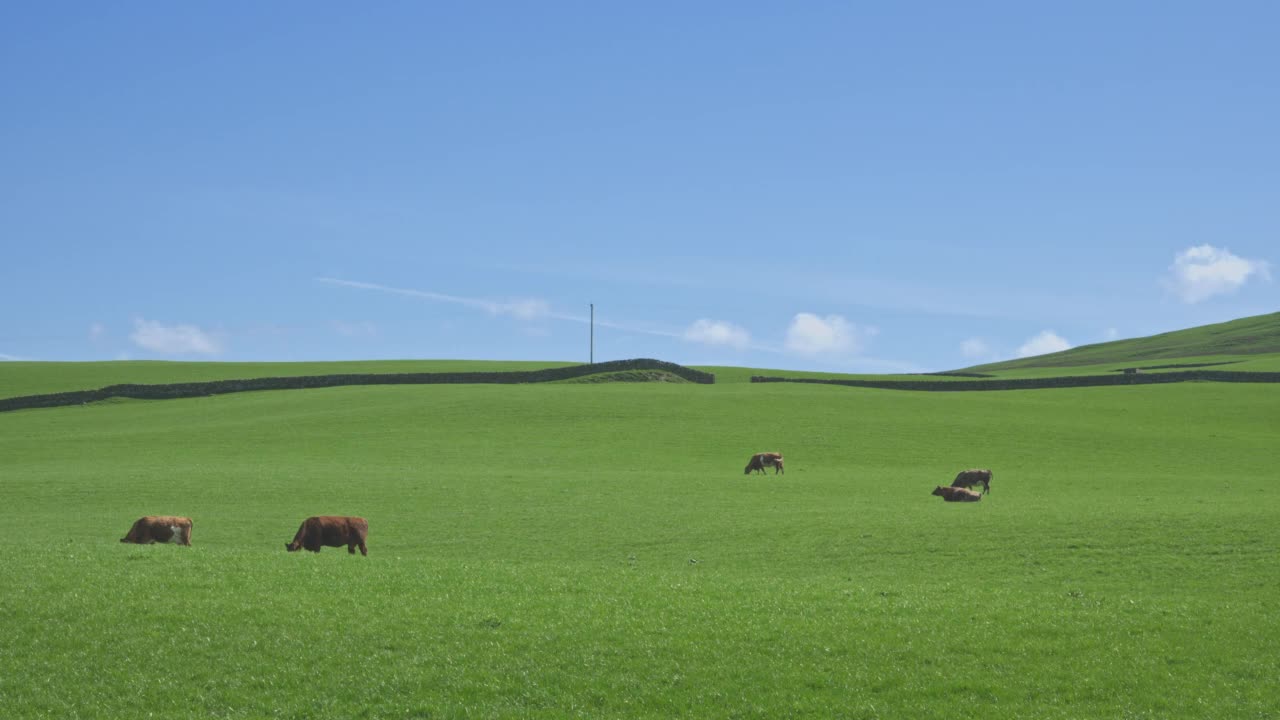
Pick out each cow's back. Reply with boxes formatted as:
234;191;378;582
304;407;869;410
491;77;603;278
308;515;368;545
952;468;992;493
953;468;992;483
945;487;982;502
122;515;192;544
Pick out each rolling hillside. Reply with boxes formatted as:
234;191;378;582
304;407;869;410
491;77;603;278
4;313;1279;412
963;311;1280;372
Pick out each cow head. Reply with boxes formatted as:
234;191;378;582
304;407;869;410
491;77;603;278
931;486;946;496
285;541;301;552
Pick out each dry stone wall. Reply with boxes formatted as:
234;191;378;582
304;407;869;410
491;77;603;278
750;370;1280;391
0;359;715;413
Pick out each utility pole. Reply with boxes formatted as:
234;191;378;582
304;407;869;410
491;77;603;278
590;303;594;364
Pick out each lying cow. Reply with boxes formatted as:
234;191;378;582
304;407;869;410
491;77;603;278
285;516;369;556
932;485;982;502
951;468;992;495
120;516;193;545
744;452;784;475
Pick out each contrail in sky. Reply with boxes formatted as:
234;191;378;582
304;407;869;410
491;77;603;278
316;277;686;340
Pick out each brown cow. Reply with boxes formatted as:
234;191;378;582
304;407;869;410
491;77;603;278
951;468;992;495
120;516;193;545
285;516;369;555
744;452;784;475
932;485;982;502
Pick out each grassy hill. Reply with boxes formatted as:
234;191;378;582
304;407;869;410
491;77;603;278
2;363;1278;718
0;359;576;399
5;312;1279;408
964;311;1280;372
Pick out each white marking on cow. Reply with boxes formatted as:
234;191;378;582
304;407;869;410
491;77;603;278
168;526;184;543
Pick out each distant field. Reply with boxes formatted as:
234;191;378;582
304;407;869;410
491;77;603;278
693;365;931;384
0;359;575;399
952;353;1280;379
6;353;1280;406
0;360;893;396
2;371;1277;718
715;354;1280;391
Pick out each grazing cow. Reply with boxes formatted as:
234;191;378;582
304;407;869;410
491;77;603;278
744;452;785;475
120;516;193;545
285;516;369;556
932;485;982;502
951;468;992;495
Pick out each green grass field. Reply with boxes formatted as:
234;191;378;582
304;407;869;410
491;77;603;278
3;366;1278;718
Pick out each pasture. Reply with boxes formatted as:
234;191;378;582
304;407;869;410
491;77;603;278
2;372;1278;718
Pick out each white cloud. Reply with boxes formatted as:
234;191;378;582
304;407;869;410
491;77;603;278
784;313;874;355
1017;330;1072;358
130;318;223;355
683;319;751;350
1165;245;1271;304
960;338;991;359
1;352;28;361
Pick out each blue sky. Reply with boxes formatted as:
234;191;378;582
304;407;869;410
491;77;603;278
2;2;1276;372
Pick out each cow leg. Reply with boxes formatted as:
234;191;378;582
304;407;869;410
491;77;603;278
358;540;368;556
348;542;357;555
